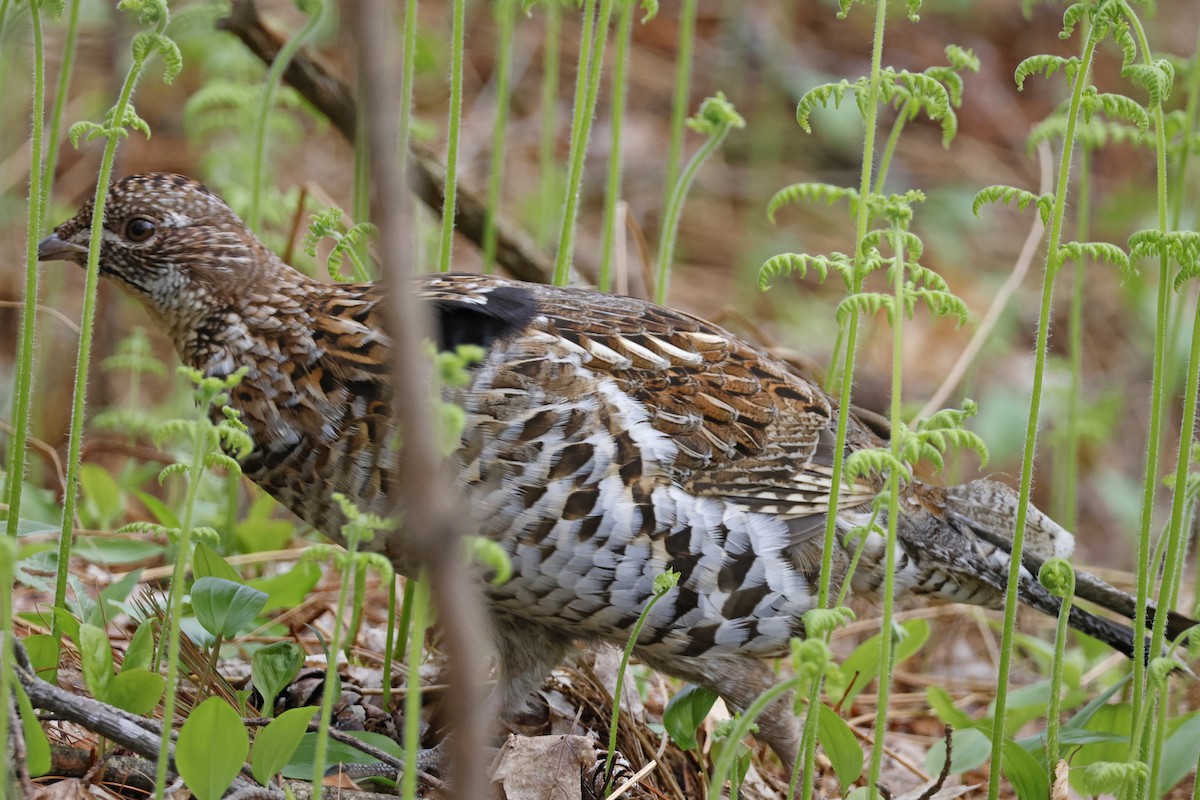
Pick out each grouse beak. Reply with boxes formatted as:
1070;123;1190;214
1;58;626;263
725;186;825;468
37;232;88;264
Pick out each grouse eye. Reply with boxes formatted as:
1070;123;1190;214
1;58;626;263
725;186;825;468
125;218;156;243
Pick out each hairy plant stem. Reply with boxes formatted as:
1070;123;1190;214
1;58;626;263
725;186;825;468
5;0;47;538
552;0;615;286
311;544;362;793
985;30;1099;800
401;578;430;800
53;23;164;647
661;0;697;212
154;439;206;799
799;2;888;797
397;0;418;181
436;0;467;272
597;0;636;291
537;2;562;247
247;0;326;232
1126;7;1174;741
482;0;516;273
866;222;907;798
39;0;81;216
1059;146;1090;532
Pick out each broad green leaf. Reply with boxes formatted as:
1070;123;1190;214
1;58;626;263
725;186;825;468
191;577;268;638
282;730;403;778
79;623;114;702
926;726;991;775
1158;710;1200;795
122;619;156;673
251;641;306;717
73;536;165;565
249;561;322;612
816;703;863;787
131;488;181;529
15;682;51;777
662;684;718;750
1002;737;1048;800
926;685;973;728
828;618;930;706
251;707;318;785
81;463;123;528
107;668;166;715
176;697;250;800
21;634;59;677
193;542;243;583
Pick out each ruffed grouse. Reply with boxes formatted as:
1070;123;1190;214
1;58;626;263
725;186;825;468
40;173;1191;767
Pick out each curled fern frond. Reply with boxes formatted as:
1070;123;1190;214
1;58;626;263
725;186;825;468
865;229;923;262
972;185;1053;222
758;253;843;290
1055;241;1132;279
836;292;894;326
766;182;859;222
796;80;857;133
1123;59;1175;108
1014;55;1077;90
846;447;910;482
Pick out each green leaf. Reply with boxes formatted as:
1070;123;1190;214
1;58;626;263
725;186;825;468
1158;711;1200;795
80;463;123;528
251;707;318;785
662;684;718;750
193;542;243;583
282;731;402;778
1002;737;1048;800
926;686;973;729
816;703;863;787
14;682;51;777
131;488;181;529
251;641;306;717
191;577;268;638
72;536;165;565
21;634;60;677
828;619;930;706
122;618;156;673
926;726;991;775
107;668;166;715
176;697;250;800
79;623;114;702
249;561;322;611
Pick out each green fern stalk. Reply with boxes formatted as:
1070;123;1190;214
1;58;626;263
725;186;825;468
0;537;15;794
552;0;615;286
5;0;49;537
985;29;1100;800
597;0;637;291
398;0;419;181
436;0;467;272
246;0;325;232
402;578;430;800
38;0;80;218
1124;7;1175;738
483;0;517;273
865;221;909;799
661;0;697;212
798;2;889;797
537;1;562;247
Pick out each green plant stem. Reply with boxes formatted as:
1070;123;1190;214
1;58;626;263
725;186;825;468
397;0;418;180
247;0;325;232
483;0;517;274
709;677;800;793
311;548;361;792
662;0;697;212
552;0;615;286
538;2;562;247
653;123;733;305
1045;572;1074;787
402;578;430;800
1127;8;1174;735
346;559;368;657
800;3;888;797
436;0;467;272
382;577;398;711
5;0;47;538
38;0;80;217
154;438;207;799
1060;146;1090;532
53;25;163;643
597;0;635;292
603;577;673;793
985;30;1099;800
354;99;371;271
0;537;15;795
1168;24;1200;232
865;222;908;799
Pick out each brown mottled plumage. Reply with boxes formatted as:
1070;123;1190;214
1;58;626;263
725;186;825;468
40;174;1193;767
